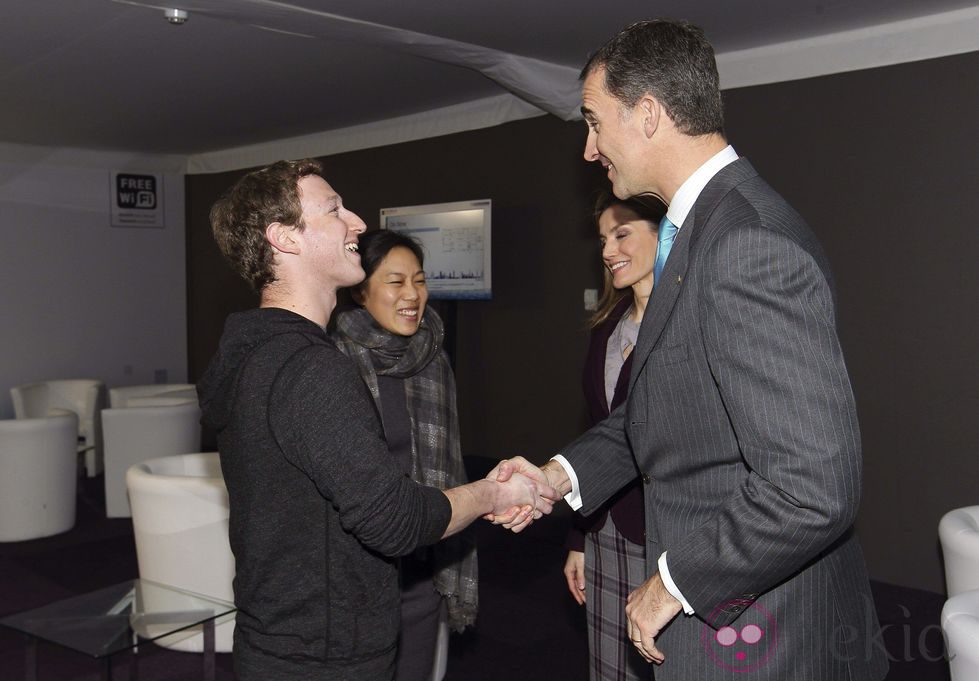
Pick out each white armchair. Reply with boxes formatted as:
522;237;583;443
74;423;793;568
11;379;106;477
0;413;79;541
109;384;196;408
939;506;979;597
942;588;979;681
102;402;202;518
126;452;235;653
124;393;198;408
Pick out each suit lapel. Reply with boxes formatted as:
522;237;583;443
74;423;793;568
627;157;759;392
628;209;694;391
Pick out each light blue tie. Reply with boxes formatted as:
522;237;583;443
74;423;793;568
653;216;678;288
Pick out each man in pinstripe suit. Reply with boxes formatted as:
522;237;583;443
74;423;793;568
493;19;889;680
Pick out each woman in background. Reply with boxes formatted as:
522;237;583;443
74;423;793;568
564;191;664;681
332;230;477;681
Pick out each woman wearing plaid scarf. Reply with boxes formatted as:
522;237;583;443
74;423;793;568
332;230;477;681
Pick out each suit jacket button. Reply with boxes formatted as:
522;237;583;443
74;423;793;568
642;473;651;484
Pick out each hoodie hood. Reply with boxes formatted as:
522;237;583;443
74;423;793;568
198;307;329;433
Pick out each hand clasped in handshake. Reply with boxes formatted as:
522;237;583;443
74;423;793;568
485;456;564;533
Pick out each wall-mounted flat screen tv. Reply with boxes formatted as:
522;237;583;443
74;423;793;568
379;199;491;300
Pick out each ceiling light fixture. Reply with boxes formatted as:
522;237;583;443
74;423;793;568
164;8;189;25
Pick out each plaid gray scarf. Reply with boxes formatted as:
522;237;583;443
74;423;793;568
332;306;478;631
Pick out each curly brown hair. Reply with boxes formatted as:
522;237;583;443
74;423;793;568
209;158;323;291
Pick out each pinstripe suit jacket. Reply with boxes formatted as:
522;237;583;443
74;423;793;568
562;159;888;680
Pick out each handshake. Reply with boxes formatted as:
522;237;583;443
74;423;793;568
482;457;568;533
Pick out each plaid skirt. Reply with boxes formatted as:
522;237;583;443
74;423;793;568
584;518;649;681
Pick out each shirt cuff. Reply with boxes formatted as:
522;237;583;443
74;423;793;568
658;552;695;615
550;454;582;510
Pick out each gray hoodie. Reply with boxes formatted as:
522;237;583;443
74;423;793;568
198;307;450;680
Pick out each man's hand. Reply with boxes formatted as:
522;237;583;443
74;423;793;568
442;473;556;539
488;471;557;533
484;457;565;531
564;550;586;605
625;572;682;664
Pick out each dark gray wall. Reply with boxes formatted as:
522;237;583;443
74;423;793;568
186;50;979;594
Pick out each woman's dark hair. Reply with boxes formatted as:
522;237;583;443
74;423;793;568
589;190;666;328
354;229;426;295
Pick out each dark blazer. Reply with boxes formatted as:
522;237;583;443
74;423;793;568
567;296;644;550
561;158;888;680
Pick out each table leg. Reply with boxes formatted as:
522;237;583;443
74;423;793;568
203;620;215;681
24;635;37;681
101;655;112;681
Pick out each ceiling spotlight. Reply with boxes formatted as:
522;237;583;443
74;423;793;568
164;8;189;25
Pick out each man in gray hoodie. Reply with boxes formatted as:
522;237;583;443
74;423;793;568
198;158;552;681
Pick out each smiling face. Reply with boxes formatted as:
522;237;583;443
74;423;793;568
582;67;649;199
599;202;659;295
359;246;428;336
296;174;366;289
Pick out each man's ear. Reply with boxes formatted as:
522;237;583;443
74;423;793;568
266;222;300;255
638;95;661;139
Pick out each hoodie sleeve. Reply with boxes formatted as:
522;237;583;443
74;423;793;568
268;344;450;556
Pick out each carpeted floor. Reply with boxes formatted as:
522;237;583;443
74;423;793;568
0;465;950;681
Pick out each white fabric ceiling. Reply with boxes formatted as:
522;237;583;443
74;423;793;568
1;0;976;172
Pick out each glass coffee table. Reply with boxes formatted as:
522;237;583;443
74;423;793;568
0;578;236;681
